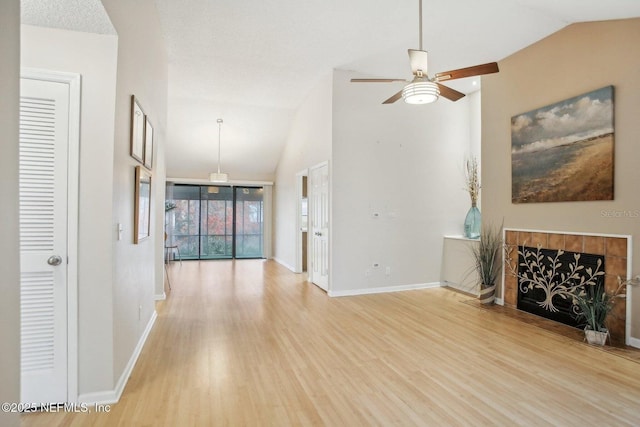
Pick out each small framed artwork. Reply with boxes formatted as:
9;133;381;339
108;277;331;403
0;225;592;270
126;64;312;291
134;166;152;244
130;95;145;164
144;117;154;169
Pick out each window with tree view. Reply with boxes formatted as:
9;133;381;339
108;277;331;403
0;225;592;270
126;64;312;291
167;184;263;260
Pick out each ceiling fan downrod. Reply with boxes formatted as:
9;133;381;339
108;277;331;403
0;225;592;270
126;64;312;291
418;0;423;51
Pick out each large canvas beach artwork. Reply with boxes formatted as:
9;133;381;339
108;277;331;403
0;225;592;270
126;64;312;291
511;86;614;203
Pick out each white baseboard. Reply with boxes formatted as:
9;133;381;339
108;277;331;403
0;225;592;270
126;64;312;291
328;282;441;297
628;336;640;349
273;257;296;272
78;310;157;405
441;280;480;297
77;390;117;406
155;292;166;301
495;297;504;306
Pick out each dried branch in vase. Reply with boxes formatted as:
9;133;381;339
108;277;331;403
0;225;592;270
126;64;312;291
464;156;480;206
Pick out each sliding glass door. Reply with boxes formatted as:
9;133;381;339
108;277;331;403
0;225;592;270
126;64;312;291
235;187;264;258
201;186;233;259
168;184;263;259
171;185;200;259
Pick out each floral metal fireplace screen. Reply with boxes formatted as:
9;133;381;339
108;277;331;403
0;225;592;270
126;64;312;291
514;246;605;328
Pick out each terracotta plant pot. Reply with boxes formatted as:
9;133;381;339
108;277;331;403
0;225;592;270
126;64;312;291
479;283;496;305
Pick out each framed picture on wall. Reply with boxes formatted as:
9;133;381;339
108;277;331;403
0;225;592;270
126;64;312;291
130;95;145;164
134;165;152;243
511;85;614;203
144;117;154;169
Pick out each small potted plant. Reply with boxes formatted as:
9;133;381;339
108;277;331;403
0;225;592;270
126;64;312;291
165;200;176;212
470;224;502;304
572;277;636;345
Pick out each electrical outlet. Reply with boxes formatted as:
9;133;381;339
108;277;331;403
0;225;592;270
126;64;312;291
138;305;142;320
365;269;371;277
385;267;391;276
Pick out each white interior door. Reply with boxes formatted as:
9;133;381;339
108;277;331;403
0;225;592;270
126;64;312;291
19;76;70;404
295;170;308;274
309;162;329;291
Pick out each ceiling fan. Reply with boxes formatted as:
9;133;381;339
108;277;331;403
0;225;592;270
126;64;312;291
351;0;499;105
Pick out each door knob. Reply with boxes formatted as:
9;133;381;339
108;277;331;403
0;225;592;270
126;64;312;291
47;255;63;266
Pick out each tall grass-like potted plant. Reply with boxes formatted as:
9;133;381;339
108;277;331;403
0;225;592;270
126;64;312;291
572;278;628;345
471;224;502;304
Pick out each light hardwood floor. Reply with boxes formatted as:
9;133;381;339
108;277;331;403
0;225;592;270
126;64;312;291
22;260;640;426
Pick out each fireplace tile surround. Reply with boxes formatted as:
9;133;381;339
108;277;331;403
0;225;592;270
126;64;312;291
504;229;630;344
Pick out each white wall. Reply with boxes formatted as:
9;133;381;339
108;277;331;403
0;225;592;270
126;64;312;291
100;0;168;386
21;23;119;396
331;69;475;293
0;1;21;425
273;73;333;269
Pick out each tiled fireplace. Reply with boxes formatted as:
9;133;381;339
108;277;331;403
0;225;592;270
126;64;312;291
504;229;630;344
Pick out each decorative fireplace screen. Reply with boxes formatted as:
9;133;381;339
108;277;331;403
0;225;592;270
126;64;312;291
516;246;605;328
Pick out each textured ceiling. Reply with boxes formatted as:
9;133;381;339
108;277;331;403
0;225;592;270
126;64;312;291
21;0;115;35
19;0;640;182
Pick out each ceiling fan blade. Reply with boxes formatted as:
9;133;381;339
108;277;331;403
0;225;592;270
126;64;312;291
408;49;429;75
382;90;404;104
435;62;499;82
351;78;408;83
437;83;465;102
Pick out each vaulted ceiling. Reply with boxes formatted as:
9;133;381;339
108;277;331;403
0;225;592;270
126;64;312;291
21;0;640;181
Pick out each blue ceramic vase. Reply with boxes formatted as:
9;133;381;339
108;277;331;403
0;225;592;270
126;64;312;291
464;204;481;239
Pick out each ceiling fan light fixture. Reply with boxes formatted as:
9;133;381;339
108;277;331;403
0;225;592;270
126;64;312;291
402;80;440;104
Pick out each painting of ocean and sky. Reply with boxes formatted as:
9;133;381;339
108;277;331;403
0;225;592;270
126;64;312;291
511;86;614;203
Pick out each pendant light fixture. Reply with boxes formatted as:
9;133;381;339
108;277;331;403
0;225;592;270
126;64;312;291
209;118;229;183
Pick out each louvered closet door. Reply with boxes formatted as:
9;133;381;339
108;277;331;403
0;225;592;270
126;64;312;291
19;77;69;404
